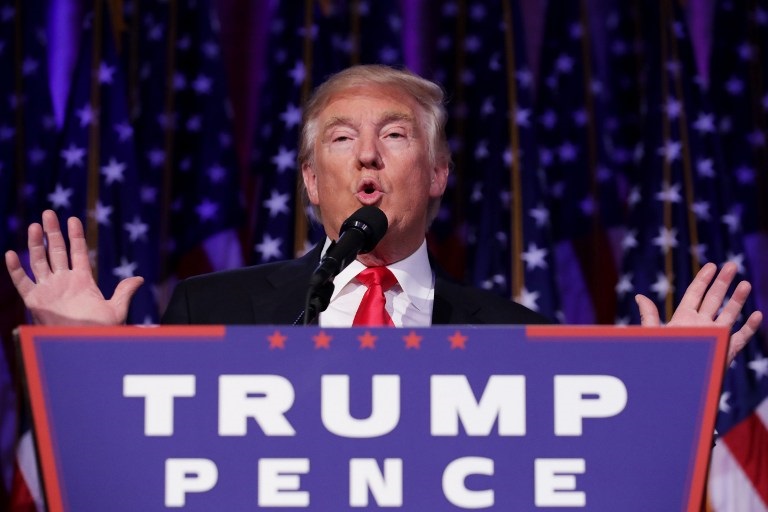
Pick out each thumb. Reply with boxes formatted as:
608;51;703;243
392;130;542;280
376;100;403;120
110;276;144;319
635;294;661;327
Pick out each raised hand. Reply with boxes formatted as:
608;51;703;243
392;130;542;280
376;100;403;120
4;210;143;325
635;262;763;364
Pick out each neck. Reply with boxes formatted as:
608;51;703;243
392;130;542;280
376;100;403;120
356;237;425;267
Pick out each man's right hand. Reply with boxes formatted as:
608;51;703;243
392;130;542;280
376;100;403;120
4;210;143;325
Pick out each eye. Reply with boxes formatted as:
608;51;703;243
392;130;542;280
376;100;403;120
333;135;350;142
385;131;405;139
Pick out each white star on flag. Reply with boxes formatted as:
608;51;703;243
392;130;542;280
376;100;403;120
60;144;86;167
719;391;731;413
696;158;714;177
76;103;97;127
652;226;678;253
529;204;550;227
690;200;711;220
264;190;290;217
289;61;306;86
98;62;115;84
196;199;219;221
92;201;113;225
192;74;212;94
101;158;126;185
693;113;715;133
615;273;633;296
124;216;149;242
655;182;682;203
279;104;302;129
255;234;283;261
621;230;638;251
650;272;673;300
748;354;768;379
113;257;138;279
47;183;74;209
515;287;541;311
207;164;227;183
726;252;746;274
657;139;682;163
271;146;296;172
521;243;548;271
721;210;741;234
114;122;133;141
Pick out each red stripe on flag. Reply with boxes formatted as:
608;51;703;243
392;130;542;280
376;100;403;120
9;460;36;512
723;412;768;506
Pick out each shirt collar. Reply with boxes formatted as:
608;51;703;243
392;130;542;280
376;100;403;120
325;238;434;311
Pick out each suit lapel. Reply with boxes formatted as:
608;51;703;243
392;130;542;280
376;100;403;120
252;244;322;324
433;276;481;325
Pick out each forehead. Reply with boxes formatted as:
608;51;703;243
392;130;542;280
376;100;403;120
317;84;423;124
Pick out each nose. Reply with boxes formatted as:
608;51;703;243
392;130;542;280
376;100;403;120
356;133;383;170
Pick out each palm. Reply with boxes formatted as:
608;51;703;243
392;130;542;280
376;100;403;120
4;211;143;326
636;262;763;363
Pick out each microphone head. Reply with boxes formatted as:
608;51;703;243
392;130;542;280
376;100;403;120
340;206;388;253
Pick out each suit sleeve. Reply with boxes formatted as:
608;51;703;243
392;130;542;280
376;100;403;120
160;281;191;324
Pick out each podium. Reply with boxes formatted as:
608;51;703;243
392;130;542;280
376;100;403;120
18;325;728;511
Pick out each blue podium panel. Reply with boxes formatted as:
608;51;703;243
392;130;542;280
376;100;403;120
19;325;728;511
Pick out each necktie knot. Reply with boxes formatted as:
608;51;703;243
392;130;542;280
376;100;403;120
356;266;398;291
353;267;398;326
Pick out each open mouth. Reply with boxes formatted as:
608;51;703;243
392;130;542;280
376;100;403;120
356;178;383;204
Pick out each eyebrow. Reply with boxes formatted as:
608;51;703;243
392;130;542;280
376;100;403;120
322;111;417;133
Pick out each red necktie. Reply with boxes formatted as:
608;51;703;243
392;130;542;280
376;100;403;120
353;267;398;326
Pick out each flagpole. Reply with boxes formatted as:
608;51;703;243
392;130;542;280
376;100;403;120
86;0;104;279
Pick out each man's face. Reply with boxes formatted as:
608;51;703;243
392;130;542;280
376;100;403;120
302;84;448;263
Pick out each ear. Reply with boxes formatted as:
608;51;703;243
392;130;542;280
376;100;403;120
429;161;449;198
302;162;320;205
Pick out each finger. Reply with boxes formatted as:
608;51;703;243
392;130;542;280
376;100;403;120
635;294;662;326
67;216;91;271
698;262;738;319
5;250;35;297
109;276;144;323
676;262;718;313
714;280;751;328
42;210;70;272
726;310;763;364
27;221;51;280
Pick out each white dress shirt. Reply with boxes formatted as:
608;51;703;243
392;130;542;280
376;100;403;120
319;239;434;327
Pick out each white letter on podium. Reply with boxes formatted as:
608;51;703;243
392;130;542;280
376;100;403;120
321;375;400;438
554;375;627;436
431;375;526;436
258;458;310;507
219;375;296;436
165;458;218;507
443;457;494;508
349;458;403;507
123;375;195;436
534;458;586;507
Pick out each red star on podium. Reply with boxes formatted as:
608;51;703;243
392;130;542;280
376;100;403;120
268;330;287;349
403;331;422;349
313;331;332;349
358;331;377;349
448;331;467;350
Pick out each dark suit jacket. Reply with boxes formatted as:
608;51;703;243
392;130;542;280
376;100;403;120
161;244;552;325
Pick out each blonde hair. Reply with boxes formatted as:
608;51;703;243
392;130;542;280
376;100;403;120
298;64;451;223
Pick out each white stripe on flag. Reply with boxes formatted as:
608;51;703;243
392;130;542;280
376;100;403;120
709;431;768;512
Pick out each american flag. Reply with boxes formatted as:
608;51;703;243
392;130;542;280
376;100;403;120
123;0;244;310
535;0;626;324
249;0;403;265
430;0;560;320
49;2;157;324
0;1;58;509
607;1;767;508
707;0;768;509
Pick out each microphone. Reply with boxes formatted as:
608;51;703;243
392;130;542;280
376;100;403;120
302;206;388;325
308;205;388;289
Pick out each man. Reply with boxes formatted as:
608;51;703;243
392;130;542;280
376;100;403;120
3;65;763;362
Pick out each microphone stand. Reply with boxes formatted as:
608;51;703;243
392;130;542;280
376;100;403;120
298;281;335;325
